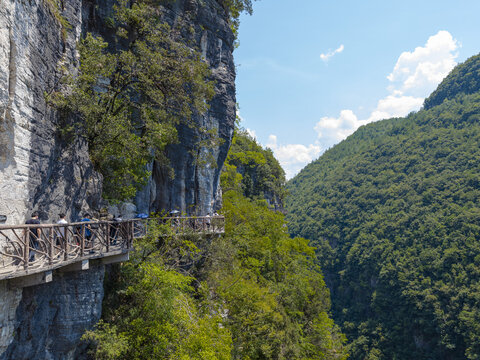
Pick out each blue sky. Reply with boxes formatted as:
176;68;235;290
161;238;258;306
234;0;480;178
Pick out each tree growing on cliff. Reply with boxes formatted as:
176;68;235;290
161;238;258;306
211;137;347;359
221;129;287;209
48;0;215;201
83;220;233;359
220;0;254;32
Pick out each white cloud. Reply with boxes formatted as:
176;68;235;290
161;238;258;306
320;44;345;62
246;128;257;139
266;135;321;179
236;109;257;139
314;110;363;148
315;30;459;147
387;30;459;97
367;95;424;122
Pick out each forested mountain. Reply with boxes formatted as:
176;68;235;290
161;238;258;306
286;54;480;359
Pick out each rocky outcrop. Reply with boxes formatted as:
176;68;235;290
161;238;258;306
0;0;235;356
82;0;236;217
0;0;102;354
1;266;105;360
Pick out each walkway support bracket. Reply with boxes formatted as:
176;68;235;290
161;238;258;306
8;270;52;288
59;259;89;273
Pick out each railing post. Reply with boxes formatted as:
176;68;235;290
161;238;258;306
130;221;134;248
126;221;130;249
64;227;68;261
81;224;85;257
106;222;110;253
48;227;54;265
23;230;29;270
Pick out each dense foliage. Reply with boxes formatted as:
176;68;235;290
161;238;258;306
84;223;233;359
48;0;216;201
222;130;286;207
286;55;480;359
217;144;346;358
85;138;347;359
214;190;347;359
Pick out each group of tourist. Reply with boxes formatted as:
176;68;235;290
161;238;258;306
23;210;221;262
24;212;96;262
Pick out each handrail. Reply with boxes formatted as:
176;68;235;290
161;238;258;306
0;216;224;280
0;216;223;230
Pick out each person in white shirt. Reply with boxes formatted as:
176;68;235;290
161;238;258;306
57;213;68;250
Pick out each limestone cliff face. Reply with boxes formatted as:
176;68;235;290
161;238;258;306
135;0;236;216
0;0;103;355
0;0;235;357
82;0;236;217
2;266;105;360
0;0;102;225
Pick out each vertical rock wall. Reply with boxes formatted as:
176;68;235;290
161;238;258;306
82;0;236;217
135;0;236;216
2;266;105;360
0;0;102;355
0;0;102;226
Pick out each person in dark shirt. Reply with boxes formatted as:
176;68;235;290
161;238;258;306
25;211;41;262
81;213;95;253
109;215;122;245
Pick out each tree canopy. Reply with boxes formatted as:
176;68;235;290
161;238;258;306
221;130;286;208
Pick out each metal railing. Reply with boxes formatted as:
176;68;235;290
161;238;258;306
0;216;224;279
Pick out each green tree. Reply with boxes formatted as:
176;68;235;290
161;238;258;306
208;189;347;359
85;133;347;359
222;130;287;208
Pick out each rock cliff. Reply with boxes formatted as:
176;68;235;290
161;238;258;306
134;0;236;216
0;0;235;357
2;266;105;360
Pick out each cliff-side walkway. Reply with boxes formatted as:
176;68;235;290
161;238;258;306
0;216;224;286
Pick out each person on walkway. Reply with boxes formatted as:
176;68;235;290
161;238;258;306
110;215;122;245
25;211;41;262
57;213;68;226
56;213;68;253
81;213;94;253
205;212;211;230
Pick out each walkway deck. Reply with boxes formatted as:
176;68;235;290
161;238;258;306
0;216;224;285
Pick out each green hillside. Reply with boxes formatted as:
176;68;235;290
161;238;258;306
286;54;480;360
